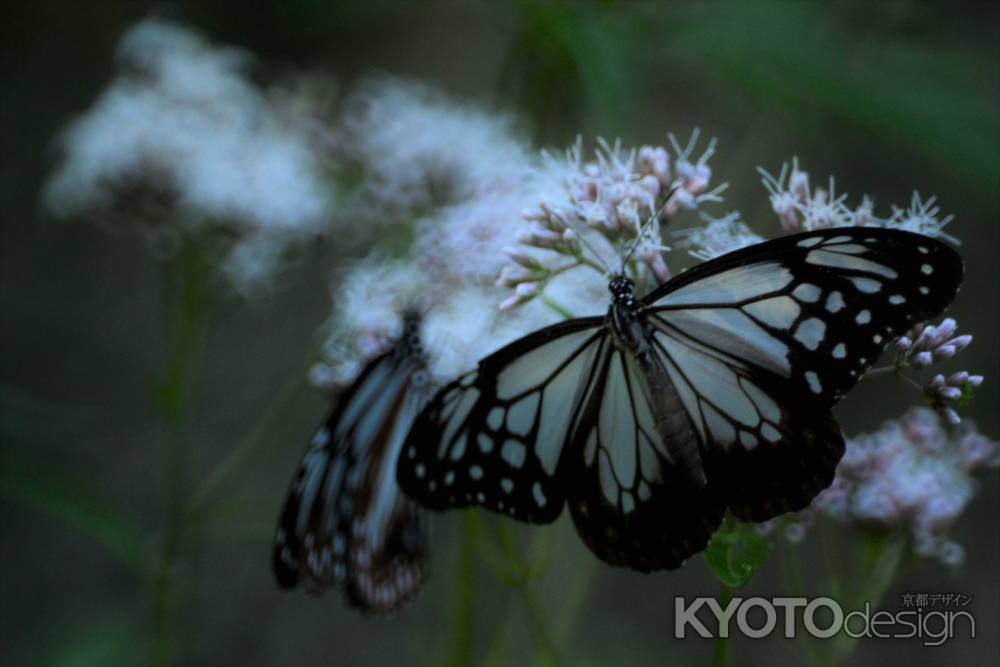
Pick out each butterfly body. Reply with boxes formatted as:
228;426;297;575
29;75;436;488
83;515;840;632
397;229;963;572
273;311;430;614
606;274;707;487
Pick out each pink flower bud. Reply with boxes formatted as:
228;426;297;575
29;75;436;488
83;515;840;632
515;281;541;298
503;246;538;269
948;334;972;351
939;387;962;401
933;345;956;360
498;294;523;311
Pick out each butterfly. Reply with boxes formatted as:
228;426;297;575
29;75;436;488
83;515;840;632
273;311;431;614
396;228;963;571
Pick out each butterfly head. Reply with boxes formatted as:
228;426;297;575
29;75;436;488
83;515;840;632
608;274;637;305
398;309;427;364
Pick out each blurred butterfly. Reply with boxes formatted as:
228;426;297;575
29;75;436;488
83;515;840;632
273;311;431;614
396;228;963;571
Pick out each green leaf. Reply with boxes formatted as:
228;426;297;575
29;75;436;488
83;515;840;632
704;519;772;588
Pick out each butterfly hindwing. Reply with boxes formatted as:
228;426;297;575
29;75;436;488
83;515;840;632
564;347;727;571
273;328;429;614
398;318;606;523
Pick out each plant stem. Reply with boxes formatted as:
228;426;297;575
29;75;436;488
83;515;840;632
712;582;732;667
445;511;479;667
490;519;562;667
152;240;211;667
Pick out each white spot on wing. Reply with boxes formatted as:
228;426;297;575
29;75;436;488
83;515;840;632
855;309;871;324
825;291;845;313
487;407;504;431
833;343;847;359
501;439;526;468
792;283;821;303
739;378;781;423
794;318;827;351
805;371;822;394
506;394;539;437
850;277;882;294
921;263;933;275
655;263;794;306
807;249;898;279
744;296;801;329
739;431;758;450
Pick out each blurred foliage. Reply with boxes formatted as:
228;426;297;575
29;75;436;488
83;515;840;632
704;517;773;588
1;1;997;666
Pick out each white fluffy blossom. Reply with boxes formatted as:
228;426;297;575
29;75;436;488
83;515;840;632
676;211;764;261
337;77;534;220
497;132;728;307
43;18;335;294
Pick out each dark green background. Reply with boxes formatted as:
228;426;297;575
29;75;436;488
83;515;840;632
2;2;998;665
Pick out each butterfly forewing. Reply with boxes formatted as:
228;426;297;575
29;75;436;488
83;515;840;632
645;228;963;406
398;319;606;523
273;323;430;614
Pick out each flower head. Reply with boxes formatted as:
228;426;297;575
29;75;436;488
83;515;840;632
43;17;335;294
337;77;533;220
676;212;764;262
763;409;998;566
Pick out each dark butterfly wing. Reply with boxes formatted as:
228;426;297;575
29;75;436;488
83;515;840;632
641;228;963;520
397;318;606;524
563;345;727;571
273;343;428;614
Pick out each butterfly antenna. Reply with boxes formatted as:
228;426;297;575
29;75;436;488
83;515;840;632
561;216;614;277
620;185;678;271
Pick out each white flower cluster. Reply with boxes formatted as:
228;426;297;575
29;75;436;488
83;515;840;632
337;78;534;220
42;18;335;294
314;82;586;387
890;318;981;425
676;212;764;262
758;159;956;241
758;408;999;565
496;131;727;308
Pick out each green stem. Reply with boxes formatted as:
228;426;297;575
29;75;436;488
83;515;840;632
489;519;562;667
539;295;577;320
152;240;211;667
713;582;732;667
518;579;561;667
778;541;830;667
445;511;479;667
